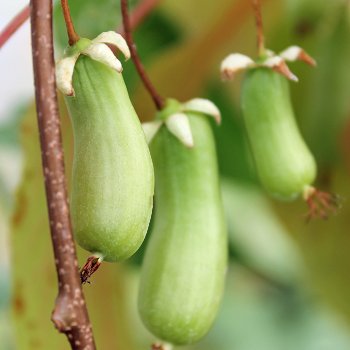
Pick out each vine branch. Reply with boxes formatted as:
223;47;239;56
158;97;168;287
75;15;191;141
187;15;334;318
0;5;30;49
251;0;265;56
61;0;79;45
121;0;165;110
30;1;95;349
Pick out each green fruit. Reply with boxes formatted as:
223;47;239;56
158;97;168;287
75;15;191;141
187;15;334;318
65;55;154;262
241;68;316;200
138;112;227;345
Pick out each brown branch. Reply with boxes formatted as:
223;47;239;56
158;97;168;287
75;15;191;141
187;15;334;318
61;0;79;45
29;1;96;349
251;0;265;56
0;5;30;49
121;0;165;110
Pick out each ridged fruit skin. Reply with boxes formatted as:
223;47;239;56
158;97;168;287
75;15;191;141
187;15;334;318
65;55;154;262
138;113;227;345
241;68;316;200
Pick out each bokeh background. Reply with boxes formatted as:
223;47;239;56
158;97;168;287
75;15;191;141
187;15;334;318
1;0;350;349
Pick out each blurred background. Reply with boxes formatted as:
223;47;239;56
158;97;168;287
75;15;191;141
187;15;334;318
1;0;350;349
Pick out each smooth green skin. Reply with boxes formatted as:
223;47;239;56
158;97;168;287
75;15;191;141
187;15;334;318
138;113;227;345
241;68;317;200
65;55;154;262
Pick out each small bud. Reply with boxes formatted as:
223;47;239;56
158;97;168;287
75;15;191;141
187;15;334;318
220;53;255;80
183;98;221;124
280;46;316;67
82;43;123;72
264;56;299;82
92;31;131;60
142;120;163;144
165;113;194;148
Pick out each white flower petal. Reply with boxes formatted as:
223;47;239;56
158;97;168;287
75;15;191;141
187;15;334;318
264;56;298;82
142;120;163;144
183;98;221;124
55;53;80;96
280;46;316;66
82;43;123;72
220;53;255;80
165;113;194;148
92;31;130;60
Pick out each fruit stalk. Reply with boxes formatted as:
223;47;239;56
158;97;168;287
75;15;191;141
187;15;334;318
61;0;79;45
120;0;164;109
252;0;265;56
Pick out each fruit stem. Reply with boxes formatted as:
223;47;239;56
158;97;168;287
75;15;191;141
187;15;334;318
120;0;165;110
0;5;30;50
61;0;80;46
251;0;265;57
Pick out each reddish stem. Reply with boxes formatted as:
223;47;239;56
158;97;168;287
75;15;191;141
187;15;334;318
121;0;165;110
61;0;80;45
0;5;30;49
251;0;265;56
30;0;95;348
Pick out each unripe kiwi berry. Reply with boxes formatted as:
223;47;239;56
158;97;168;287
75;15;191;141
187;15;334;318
241;67;317;200
58;36;154;262
138;100;227;345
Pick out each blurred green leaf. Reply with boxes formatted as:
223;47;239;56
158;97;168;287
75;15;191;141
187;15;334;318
206;83;256;183
193;266;350;350
221;178;303;285
271;166;350;324
300;4;350;168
